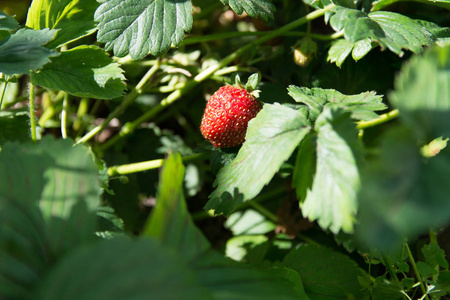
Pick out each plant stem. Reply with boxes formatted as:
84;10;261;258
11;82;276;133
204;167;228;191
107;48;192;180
29;83;37;142
357;109;399;130
99;4;335;152
0;80;8;110
405;242;430;300
76;59;161;145
73;97;89;133
182;30;341;45
248;200;278;223
61;93;69;139
107;152;209;176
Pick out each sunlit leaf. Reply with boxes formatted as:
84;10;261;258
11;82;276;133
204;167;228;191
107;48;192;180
298;108;362;234
329;7;435;64
142;152;210;260
288;86;386;121
206;103;311;215
25;0;99;48
31;45;126;99
94;0;193;60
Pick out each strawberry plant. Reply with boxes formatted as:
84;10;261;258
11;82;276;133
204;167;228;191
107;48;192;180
1;0;450;299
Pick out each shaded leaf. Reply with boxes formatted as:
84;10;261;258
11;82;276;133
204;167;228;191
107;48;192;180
0;109;30;145
37;238;213;300
288;85;386;121
220;0;276;21
280;245;365;300
371;277;404;300
25;0;99;48
299;108;362;234
0;137;101;298
142;152;210;260
422;243;449;270
372;0;450;11
31;45;126;99
390;46;450;141
0;28;58;76
0;190;48;300
0;9;19;32
292;134;316;202
0;137;101;257
192;250;308;299
206;103;311;215
94;0;193;60
357;128;450;250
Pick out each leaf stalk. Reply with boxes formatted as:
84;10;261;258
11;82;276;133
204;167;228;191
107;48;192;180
29;83;37;142
107;152;209;176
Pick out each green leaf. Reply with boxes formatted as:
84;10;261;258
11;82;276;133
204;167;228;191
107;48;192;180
328;37;374;67
225;209;276;235
94;0;193;60
422;243;449;270
300;108;362;234
220;0;276;21
372;0;450;11
0;28;58;76
288;86;386;121
0;137;101;298
0;137;101;255
25;0;99;48
330;7;435;57
327;39;354;67
417;21;450;47
390;46;450;141
225;235;268;261
142;152;210;260
371;277;404;300
192;250;308;299
37;238;213;300
206;103;311;215
0;109;30;145
245;72;262;91
357;128;450;250
0;10;19;32
0;199;48;299
37;137;101;219
280;245;365;300
352;38;373;60
31;45;126;99
292;134;316;201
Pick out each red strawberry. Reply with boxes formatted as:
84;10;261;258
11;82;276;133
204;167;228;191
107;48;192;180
200;85;262;148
